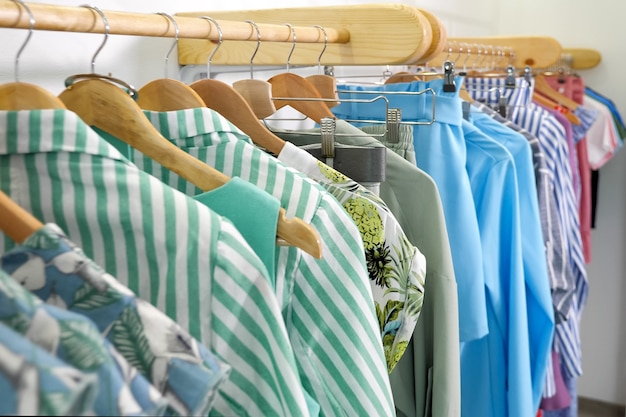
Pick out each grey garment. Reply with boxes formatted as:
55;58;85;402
360;124;417;165
471;101;572;324
274;120;461;417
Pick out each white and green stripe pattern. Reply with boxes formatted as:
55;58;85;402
134;108;395;417
0;109;310;417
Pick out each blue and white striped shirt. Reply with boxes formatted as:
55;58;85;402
465;77;588;379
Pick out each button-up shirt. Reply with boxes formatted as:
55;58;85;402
0;109;310;417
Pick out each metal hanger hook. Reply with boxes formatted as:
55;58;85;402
12;0;34;82
245;20;261;79
283;23;296;72
80;4;109;74
313;25;328;75
157;12;179;79
199;16;222;78
460;42;470;72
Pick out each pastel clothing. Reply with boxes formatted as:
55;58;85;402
123;107;395;417
0;109;310;417
332;77;487;343
274;119;461;417
278;141;427;372
1;223;231;416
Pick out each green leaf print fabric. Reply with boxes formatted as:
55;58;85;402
0;266;168;416
0;320;98;416
0;223;231;417
278;142;427;372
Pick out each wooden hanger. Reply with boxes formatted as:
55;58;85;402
304;25;339;108
137;78;207;111
137;13;208;112
230;19;278;119
268;72;336;124
533;73;579;111
190;78;288;155
0;0;66;110
0;82;66;110
266;23;336;124
61;76;322;258
532;91;581;125
0;190;44;244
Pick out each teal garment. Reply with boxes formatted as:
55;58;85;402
274;121;460;417
0;319;98;416
1;223;231;417
130;108;395;417
193;176;280;280
0;110;311;417
0;263;168;416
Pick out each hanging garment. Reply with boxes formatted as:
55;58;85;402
469;112;555;410
192;177;280;279
542;75;597;264
583;94;620;170
0;223;231;416
277;141;427;373
273;119;460;417
470;102;571;324
459;119;534;417
464;77;588;380
582;87;626;228
536;99;594;266
112;107;395;417
0;317;98;416
540;351;572;411
0;109;310;417
0;260;169;416
332;77;487;345
360;124;417;164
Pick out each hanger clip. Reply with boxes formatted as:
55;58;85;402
385;108;402;144
324;65;335;77
497;95;508;118
443;61;456;93
523;65;533;87
320;116;337;164
505;65;516;89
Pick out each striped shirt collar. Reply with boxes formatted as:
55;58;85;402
0;109;129;163
464;76;534;114
142;107;251;143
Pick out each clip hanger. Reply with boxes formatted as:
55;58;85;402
443;60;456;92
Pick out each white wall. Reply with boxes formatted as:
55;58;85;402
1;0;624;407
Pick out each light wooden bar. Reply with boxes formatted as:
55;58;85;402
176;4;433;66
562;48;602;70
0;1;349;43
423;36;563;69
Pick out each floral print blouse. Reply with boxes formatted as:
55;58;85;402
278;142;427;372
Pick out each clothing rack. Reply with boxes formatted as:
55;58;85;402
423;36;564;69
176;4;435;66
0;1;348;45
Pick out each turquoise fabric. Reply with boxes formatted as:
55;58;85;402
193;177;280;281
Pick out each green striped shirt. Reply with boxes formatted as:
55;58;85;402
0;109;310;417
127;107;395;417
